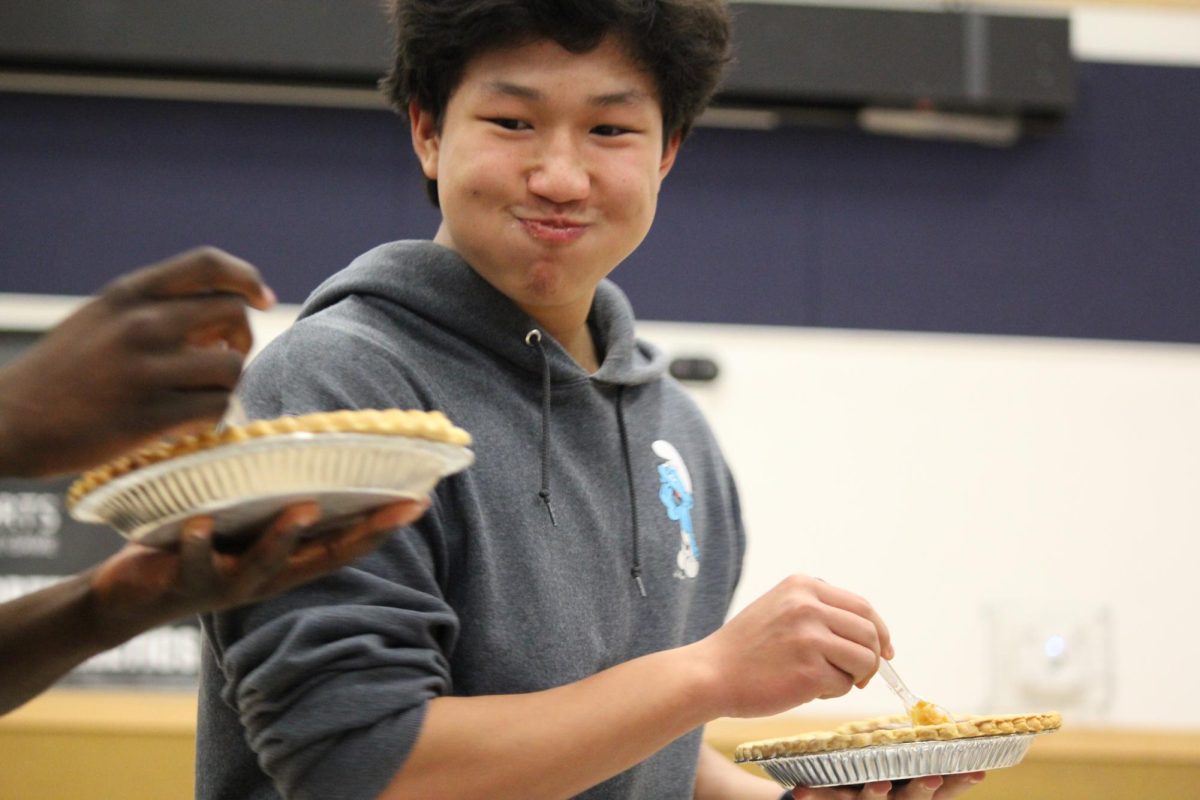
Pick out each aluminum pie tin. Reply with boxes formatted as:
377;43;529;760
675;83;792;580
70;432;474;549
739;732;1048;789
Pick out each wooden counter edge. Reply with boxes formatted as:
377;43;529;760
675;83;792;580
0;689;197;736
5;692;1199;764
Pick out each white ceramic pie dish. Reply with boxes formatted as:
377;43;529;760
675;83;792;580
70;432;473;549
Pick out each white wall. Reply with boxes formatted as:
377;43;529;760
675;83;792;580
641;320;1200;729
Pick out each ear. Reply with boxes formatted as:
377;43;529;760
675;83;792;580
409;100;440;180
658;130;682;182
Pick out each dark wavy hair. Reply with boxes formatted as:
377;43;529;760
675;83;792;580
381;0;732;206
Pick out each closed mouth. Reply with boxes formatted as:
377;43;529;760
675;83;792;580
519;216;590;242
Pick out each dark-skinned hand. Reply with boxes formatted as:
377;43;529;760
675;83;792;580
87;499;430;644
0;247;274;477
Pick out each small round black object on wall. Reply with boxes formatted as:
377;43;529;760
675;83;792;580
668;357;720;383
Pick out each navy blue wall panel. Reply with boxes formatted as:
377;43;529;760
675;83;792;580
1;62;1197;343
0;97;438;295
625;62;1200;342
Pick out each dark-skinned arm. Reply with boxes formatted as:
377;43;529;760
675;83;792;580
0;499;427;716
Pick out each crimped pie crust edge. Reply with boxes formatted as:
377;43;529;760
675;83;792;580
67;408;471;509
734;711;1063;762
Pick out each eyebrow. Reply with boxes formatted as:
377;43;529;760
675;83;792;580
485;81;651;107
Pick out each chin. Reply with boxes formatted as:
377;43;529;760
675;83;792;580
521;273;566;303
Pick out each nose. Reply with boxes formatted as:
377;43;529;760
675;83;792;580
527;132;590;204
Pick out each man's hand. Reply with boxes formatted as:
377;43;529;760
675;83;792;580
0;247;275;477
789;772;985;800
693;575;894;719
86;499;429;643
691;576;985;800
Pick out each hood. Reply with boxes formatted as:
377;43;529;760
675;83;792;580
299;240;668;387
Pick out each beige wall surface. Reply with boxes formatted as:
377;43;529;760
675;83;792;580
642;320;1200;729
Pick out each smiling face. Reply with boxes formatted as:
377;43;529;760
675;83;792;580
410;36;680;331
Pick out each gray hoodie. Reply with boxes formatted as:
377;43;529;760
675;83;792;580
196;241;746;800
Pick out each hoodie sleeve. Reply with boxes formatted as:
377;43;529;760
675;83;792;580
204;313;463;799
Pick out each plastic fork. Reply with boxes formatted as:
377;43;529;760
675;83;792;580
876;659;956;725
214;393;248;433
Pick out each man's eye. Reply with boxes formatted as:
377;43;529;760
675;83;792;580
489;118;529;131
592;125;631;137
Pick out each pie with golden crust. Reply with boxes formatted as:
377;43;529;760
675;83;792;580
67;408;472;509
734;711;1062;762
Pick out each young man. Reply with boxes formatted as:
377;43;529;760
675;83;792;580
0;248;427;715
197;3;982;799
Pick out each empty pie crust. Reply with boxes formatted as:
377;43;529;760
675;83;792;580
735;711;1063;762
67;408;472;509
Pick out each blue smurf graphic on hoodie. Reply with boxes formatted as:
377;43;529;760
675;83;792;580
653;440;699;579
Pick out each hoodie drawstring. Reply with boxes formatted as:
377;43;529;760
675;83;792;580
616;385;646;598
523;329;647;599
525;329;557;527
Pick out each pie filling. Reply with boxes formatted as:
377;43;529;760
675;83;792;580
907;700;951;726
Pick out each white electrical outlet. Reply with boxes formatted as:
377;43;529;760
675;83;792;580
982;602;1113;722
